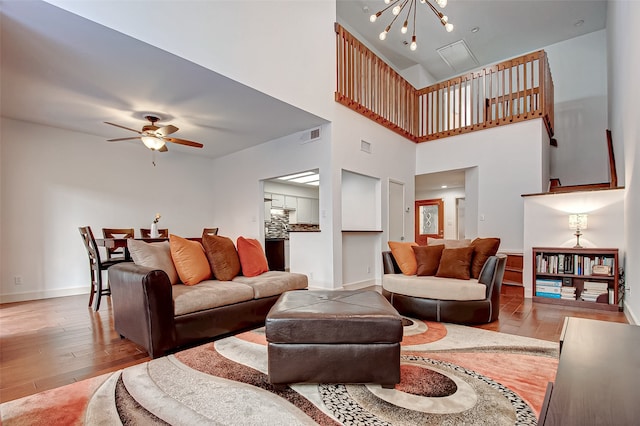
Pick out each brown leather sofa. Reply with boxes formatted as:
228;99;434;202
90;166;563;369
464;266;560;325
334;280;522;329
381;251;506;324
108;262;307;358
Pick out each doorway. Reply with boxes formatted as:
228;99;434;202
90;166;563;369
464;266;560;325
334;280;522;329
415;198;444;245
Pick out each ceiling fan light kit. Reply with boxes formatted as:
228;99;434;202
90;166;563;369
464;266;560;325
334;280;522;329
104;114;204;153
370;0;454;51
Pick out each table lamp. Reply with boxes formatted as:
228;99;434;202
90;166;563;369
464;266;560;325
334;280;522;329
568;214;588;248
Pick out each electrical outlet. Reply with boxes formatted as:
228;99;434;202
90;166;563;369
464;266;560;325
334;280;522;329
14;276;23;286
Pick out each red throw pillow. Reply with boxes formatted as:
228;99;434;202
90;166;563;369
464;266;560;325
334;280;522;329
413;245;444;276
236;237;269;277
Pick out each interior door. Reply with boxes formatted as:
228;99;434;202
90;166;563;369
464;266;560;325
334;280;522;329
415;198;444;245
388;180;405;241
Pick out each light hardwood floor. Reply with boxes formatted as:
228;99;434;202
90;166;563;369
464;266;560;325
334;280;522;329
0;285;628;403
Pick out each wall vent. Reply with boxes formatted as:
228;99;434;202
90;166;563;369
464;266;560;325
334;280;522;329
300;127;321;144
360;139;372;153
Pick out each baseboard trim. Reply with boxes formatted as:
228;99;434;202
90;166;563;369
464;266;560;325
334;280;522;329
0;287;88;304
342;279;380;290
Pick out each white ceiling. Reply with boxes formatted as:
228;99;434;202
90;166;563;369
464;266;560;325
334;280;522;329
1;1;607;160
0;1;327;159
338;0;607;81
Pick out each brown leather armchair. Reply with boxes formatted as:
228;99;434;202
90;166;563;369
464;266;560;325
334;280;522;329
381;251;506;324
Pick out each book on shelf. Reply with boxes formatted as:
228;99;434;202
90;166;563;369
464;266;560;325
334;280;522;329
537;252;615;277
536;285;562;294
583;281;608;292
535;278;562;287
536;291;562;299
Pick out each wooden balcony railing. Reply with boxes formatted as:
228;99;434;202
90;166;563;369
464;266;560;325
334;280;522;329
335;23;554;142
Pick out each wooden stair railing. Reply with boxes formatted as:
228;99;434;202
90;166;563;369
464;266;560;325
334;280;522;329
335;23;555;143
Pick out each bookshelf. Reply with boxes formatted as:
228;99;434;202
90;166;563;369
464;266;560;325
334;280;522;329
533;247;621;312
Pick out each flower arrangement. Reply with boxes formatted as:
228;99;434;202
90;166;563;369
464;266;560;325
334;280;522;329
153;213;161;224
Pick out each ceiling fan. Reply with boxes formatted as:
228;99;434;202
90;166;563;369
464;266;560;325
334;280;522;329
104;115;204;152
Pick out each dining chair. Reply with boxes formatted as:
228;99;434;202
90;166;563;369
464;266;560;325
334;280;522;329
140;228;169;238
79;226;130;311
102;228;134;260
202;227;219;237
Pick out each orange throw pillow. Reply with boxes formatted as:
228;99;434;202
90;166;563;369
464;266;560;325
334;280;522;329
436;246;474;280
470;237;501;278
413;245;444;276
237;237;269;277
388;241;419;275
169;234;212;285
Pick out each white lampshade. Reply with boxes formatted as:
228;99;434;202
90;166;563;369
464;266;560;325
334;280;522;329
568;214;588;230
141;136;166;150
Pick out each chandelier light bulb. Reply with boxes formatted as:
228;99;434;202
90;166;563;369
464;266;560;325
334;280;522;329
392;5;401;15
385;0;391;4
438;0;448;8
370;13;378;23
410;36;417;51
379;30;388;40
401;20;408;34
445;22;454;32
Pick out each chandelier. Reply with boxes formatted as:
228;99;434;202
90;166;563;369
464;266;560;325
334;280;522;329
370;0;454;51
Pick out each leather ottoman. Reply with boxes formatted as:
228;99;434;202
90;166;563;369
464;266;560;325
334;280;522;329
265;290;403;388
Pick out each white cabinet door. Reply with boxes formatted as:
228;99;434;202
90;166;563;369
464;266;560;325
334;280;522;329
311;198;320;224
271;193;284;208
297;197;312;223
284;196;297;209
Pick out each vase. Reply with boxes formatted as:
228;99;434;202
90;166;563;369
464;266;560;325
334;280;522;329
151;222;159;238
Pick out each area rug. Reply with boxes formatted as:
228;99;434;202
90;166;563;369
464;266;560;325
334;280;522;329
1;319;558;425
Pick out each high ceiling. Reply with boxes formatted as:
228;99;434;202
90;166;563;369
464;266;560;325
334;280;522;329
338;0;607;81
1;1;607;160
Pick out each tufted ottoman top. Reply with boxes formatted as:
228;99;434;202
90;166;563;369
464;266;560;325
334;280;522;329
265;290;402;345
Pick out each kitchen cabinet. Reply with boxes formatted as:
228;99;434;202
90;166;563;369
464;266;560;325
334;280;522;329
311;199;320;224
271;193;284;208
296;197;312;223
284;196;297;209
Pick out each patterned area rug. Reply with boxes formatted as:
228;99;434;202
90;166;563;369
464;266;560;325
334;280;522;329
1;319;558;425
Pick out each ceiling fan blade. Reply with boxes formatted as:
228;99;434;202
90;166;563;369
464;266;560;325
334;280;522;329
158;144;169;152
107;137;141;142
165;137;204;148
155;124;179;137
104;122;142;134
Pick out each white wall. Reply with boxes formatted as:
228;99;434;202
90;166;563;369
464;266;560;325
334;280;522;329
0;118;216;302
608;0;640;324
207;125;334;289
332;105;417;287
522;189;625;298
415;119;549;253
47;0;336;121
545;30;609;187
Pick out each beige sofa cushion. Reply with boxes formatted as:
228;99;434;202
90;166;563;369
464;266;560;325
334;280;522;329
172;280;254;316
233;271;308;299
383;274;486;301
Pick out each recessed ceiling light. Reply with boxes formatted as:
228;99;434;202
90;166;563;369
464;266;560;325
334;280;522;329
574;19;584;27
471;27;480;33
441;185;448;189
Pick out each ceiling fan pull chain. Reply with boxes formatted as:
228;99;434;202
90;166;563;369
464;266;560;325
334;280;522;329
152;149;157;167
